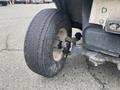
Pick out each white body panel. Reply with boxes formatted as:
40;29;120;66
89;0;120;27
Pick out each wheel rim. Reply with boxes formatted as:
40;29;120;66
53;28;68;62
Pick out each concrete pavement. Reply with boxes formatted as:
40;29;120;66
0;4;120;90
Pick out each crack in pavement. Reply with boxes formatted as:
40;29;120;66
86;60;107;90
5;34;9;49
0;49;23;52
0;34;23;52
89;73;107;90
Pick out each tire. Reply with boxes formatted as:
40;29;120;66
24;9;72;77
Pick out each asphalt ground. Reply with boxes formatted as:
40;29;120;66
0;3;120;90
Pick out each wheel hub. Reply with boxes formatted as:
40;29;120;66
53;28;69;62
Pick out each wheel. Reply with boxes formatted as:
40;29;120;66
24;9;72;77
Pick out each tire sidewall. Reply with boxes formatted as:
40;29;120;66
24;9;72;77
39;12;71;76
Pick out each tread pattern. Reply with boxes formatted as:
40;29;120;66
24;9;71;77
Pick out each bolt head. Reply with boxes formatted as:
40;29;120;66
110;24;119;30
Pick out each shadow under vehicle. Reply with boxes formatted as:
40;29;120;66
24;0;120;77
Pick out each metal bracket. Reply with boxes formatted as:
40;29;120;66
71;45;120;70
105;20;120;34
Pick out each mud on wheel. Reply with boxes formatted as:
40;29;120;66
24;9;72;77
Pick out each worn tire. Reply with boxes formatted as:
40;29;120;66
24;9;72;77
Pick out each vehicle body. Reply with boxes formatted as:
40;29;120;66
15;0;26;4
24;0;120;77
31;0;52;4
0;0;10;6
31;0;43;4
15;0;52;4
55;0;120;68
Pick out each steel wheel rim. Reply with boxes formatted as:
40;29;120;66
53;28;68;62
